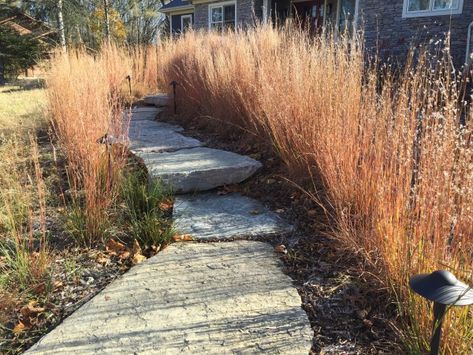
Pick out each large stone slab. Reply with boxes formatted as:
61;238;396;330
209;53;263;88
130;106;160;113
123;109;161;121
26;241;313;354
143;93;169;107
140;147;262;193
174;193;294;240
129;119;184;134
129;127;203;153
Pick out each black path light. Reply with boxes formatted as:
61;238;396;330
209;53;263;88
410;270;473;355
170;80;178;114
125;75;132;96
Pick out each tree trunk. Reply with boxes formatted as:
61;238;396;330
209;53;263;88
0;59;5;86
57;0;67;51
103;0;111;42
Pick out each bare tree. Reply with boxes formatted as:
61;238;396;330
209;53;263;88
57;0;67;51
103;0;110;41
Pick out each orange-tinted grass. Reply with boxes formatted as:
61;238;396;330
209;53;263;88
155;26;473;353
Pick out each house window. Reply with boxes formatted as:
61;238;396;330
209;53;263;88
181;14;192;32
209;1;236;30
403;0;463;17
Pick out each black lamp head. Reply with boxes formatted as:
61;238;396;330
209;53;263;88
410;270;473;306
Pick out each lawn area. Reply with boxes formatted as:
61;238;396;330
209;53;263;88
0;84;46;132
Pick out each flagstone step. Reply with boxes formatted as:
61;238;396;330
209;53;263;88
26;241;312;355
128;119;184;135
124;108;163;122
130;106;161;113
143;93;169;107
174;192;294;240
139;147;262;194
130;130;203;154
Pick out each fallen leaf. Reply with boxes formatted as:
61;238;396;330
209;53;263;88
53;280;63;290
30;302;45;313
250;209;261;215
172;234;194;241
132;239;142;255
32;283;45;295
149;244;161;256
158;200;173;211
274;245;287;254
275;208;285;214
20;301;45;318
119;250;131;260
106;239;126;254
132;253;147;265
96;254;110;265
13;321;29;335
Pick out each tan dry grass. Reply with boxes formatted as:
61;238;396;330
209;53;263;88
46;47;131;245
37;31;473;352
153;26;473;353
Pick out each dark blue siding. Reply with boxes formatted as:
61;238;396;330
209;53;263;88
171;13;194;35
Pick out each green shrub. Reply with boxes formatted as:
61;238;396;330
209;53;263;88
120;172;173;247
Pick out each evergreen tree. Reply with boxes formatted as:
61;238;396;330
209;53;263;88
0;23;45;84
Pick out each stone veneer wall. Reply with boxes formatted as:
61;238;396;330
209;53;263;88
193;0;258;30
359;0;473;69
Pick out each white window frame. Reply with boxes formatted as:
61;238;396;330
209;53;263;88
208;0;237;29
262;0;269;23
181;14;193;32
402;0;464;18
321;0;360;32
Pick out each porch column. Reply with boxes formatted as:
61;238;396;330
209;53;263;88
262;0;269;23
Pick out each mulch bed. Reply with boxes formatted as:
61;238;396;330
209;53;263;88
161;112;405;354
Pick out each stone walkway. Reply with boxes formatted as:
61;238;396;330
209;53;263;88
26;95;313;354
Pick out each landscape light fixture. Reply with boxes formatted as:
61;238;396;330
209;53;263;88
409;270;473;355
170;80;178;114
126;75;132;96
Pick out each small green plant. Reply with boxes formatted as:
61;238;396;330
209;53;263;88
0;242;51;293
120;171;174;247
64;201;90;247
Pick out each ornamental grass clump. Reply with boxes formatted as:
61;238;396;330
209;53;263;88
46;47;130;246
155;26;473;353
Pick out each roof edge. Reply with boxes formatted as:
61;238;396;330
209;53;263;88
159;4;194;13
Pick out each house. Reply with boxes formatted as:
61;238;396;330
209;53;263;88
0;5;58;82
361;1;473;69
0;5;58;45
159;0;473;68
